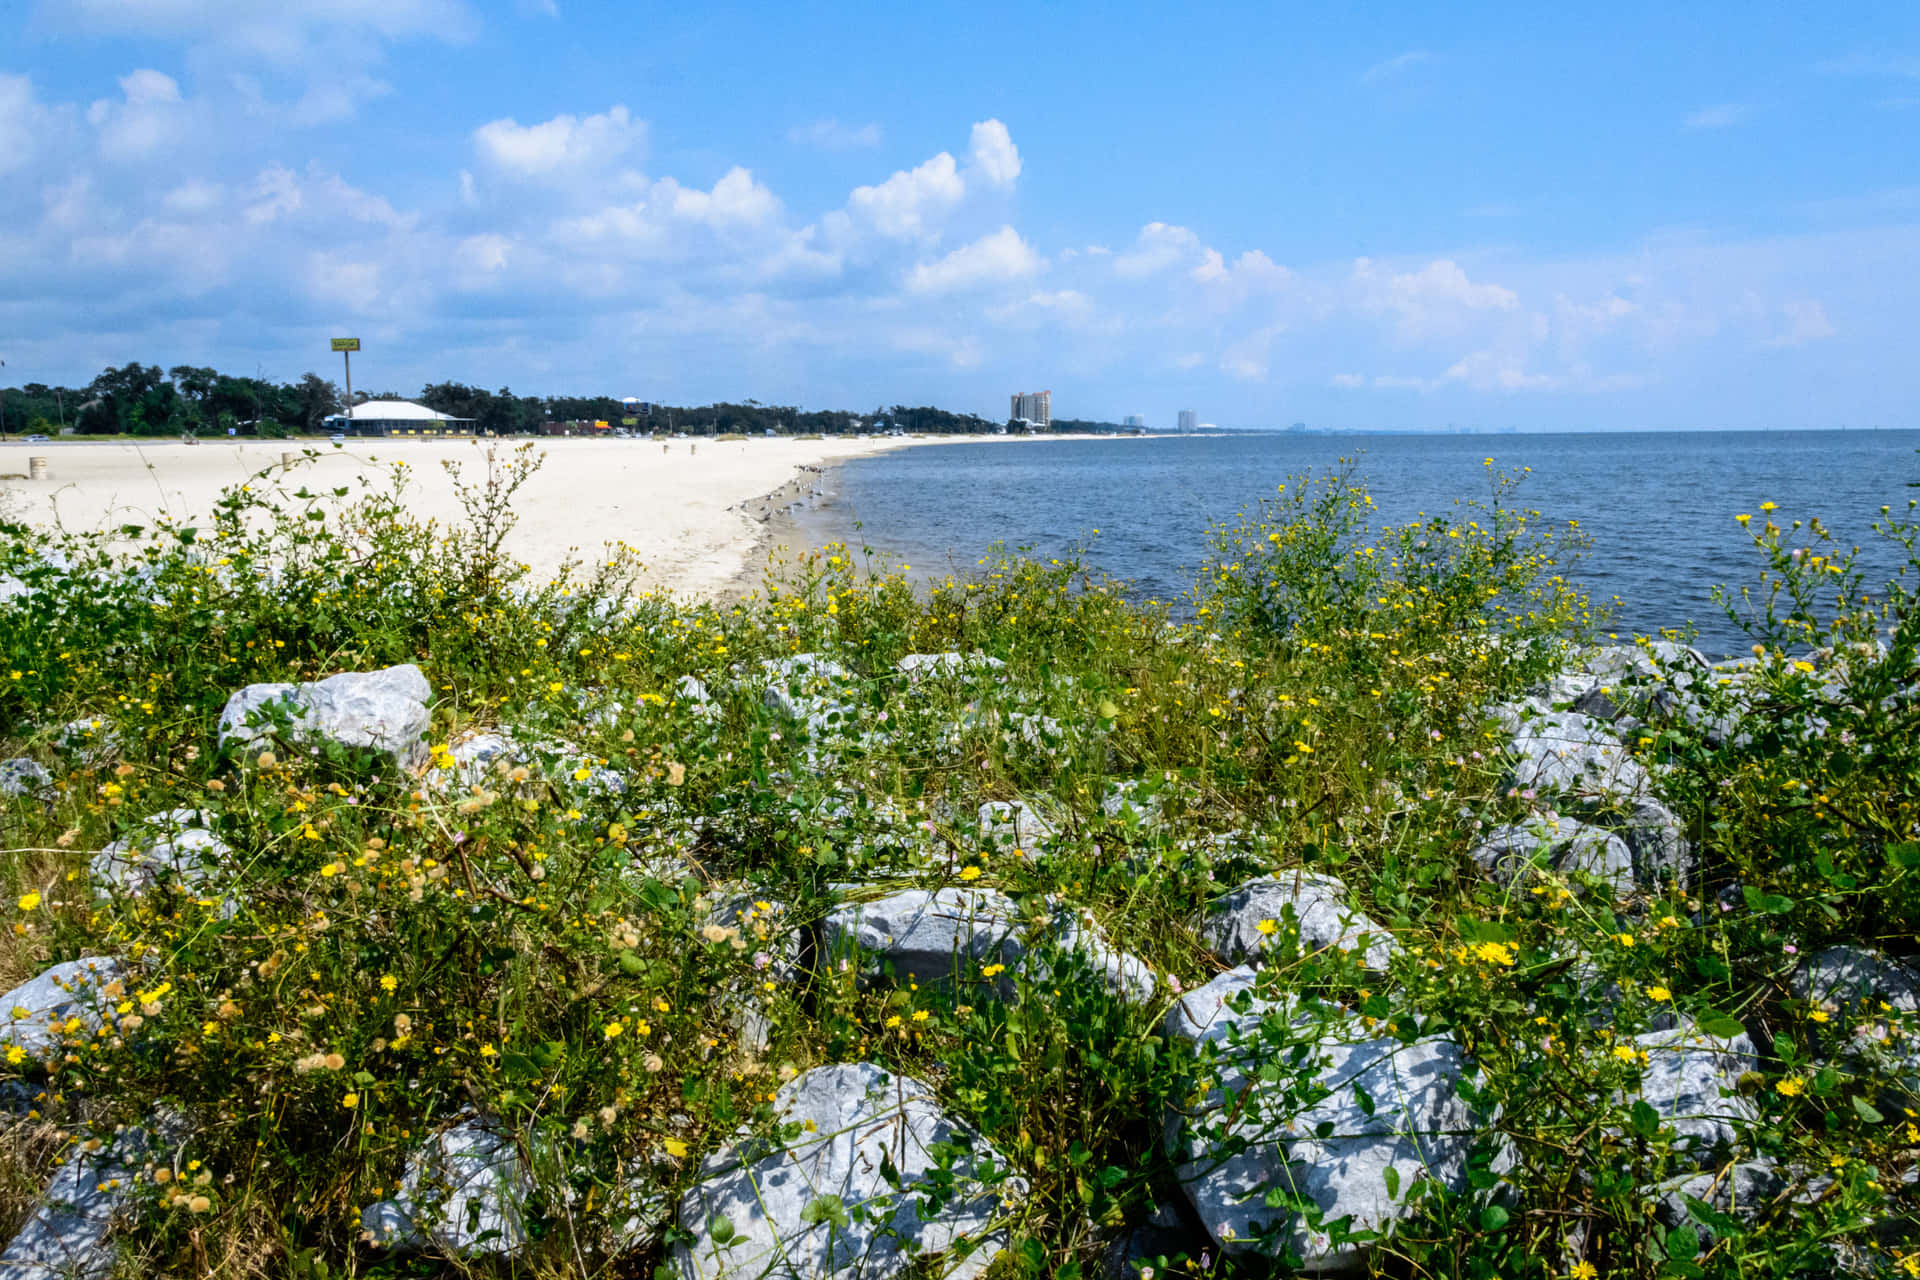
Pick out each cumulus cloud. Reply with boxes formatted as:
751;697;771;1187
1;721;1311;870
906;226;1042;293
846;151;965;239
1354;257;1519;341
1113;222;1206;278
87;69;198;160
473;105;646;178
0;74;64;178
788;118;883;149
967;119;1021;188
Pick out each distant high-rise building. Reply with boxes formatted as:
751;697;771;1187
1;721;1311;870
1010;390;1051;428
1124;414;1146;428
1177;409;1197;433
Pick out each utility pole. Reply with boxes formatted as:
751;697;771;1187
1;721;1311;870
0;358;8;442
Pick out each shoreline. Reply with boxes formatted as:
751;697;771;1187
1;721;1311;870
0;432;1114;599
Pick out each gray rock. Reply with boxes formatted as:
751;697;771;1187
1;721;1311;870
1162;966;1287;1048
1164;979;1486;1271
1468;818;1635;897
1789;946;1920;1016
1497;708;1650;799
824;888;1155;1004
1616;796;1692;891
673;1062;1021;1280
52;719;121;761
1;759;53;799
439;731;524;789
359;1117;530;1258
0;1127;159;1279
1199;872;1397;971
977;800;1056;859
1619;1021;1760;1170
1651;1160;1785;1243
90;823;229;900
0;958;128;1065
674;675;719;720
896;652;1004;683
1100;781;1163;824
218;663;432;770
760;654;853;713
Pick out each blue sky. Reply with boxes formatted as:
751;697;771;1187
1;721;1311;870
2;1;1916;429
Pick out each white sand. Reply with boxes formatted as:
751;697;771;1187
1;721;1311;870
0;435;954;597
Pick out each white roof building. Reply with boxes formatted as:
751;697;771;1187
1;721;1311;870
324;400;475;435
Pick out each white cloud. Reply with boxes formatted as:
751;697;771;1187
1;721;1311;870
0;74;63;178
1685;102;1751;130
788;118;883;149
967;119;1021;188
663;167;781;228
1354;257;1519;341
906;226;1042;293
49;0;477;57
87;69;197;160
1764;299;1836;348
473;105;645;178
1363;50;1431;83
1330;373;1366;388
846;151;964;239
1113;222;1205;278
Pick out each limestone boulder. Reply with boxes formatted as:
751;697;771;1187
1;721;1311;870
0;958;128;1065
1164;970;1488;1271
91;810;228;900
0;759;53;799
977;800;1056;859
824;887;1155;1004
896;652;1004;684
1496;708;1650;800
1468;818;1635;897
1617;1021;1760;1171
360;1117;530;1258
1789;946;1920;1016
219;663;432;770
0;1126;162;1280
673;1062;1021;1280
1198;872;1396;971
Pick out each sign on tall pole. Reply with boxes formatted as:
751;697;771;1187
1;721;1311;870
331;338;359;433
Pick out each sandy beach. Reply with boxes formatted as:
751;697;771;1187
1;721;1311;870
0;434;967;597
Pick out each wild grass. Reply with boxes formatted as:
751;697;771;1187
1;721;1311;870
0;448;1913;1276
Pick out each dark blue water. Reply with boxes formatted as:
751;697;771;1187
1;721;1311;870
798;430;1920;657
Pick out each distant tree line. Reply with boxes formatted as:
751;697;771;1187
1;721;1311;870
0;363;1128;438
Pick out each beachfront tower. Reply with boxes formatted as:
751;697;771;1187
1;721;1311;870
1010;390;1052;429
1177;408;1197;433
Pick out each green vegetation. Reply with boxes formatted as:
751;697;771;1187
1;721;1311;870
0;450;1916;1277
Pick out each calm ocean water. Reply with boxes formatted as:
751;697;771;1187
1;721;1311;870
795;429;1920;657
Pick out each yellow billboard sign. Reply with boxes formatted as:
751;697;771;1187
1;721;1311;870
330;338;361;352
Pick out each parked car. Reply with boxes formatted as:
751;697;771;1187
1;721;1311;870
24;434;50;443
328;434;346;445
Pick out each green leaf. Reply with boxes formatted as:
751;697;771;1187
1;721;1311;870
1352;1081;1376;1117
1670;1225;1700;1259
708;1214;736;1245
1629;1099;1662;1139
1697;1011;1746;1040
1852;1095;1885;1124
1382;1166;1401;1201
800;1194;851;1230
1479;1204;1510;1231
